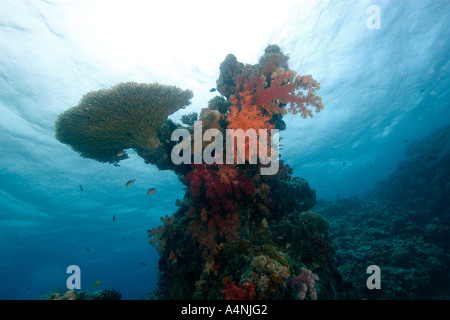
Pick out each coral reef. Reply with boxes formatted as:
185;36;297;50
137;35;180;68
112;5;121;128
40;287;122;300
368;125;450;215
316;125;450;299
55;45;346;300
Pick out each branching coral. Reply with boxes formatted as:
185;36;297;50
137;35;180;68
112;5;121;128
55;82;192;163
181;112;198;126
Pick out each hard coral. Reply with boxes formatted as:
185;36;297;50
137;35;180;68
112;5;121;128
55;82;192;163
257;44;290;82
216;54;245;98
181;112;198;126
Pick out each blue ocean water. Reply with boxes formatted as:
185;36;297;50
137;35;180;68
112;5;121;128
0;0;449;299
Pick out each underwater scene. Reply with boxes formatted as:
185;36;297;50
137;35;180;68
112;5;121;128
0;0;449;301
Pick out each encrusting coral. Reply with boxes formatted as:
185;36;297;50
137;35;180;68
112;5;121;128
55;82;192;167
55;45;348;300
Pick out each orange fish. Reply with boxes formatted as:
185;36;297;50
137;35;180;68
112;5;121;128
117;151;125;157
147;188;156;195
126;179;135;188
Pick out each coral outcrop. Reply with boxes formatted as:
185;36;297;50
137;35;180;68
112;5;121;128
147;45;346;300
55;45;345;300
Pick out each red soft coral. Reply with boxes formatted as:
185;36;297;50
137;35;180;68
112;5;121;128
255;67;324;118
186;164;254;207
222;277;256;300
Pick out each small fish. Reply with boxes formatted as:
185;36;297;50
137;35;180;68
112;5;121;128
209;88;216;92
404;139;408;143
343;162;346;166
112;214;116;222
117;151;125;157
147;188;156;195
126;179;135;188
80;185;83;192
139;262;146;266
85;247;90;252
92;281;101;287
113;163;120;167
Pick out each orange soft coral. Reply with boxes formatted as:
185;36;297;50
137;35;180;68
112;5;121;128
187;206;241;258
226;93;275;164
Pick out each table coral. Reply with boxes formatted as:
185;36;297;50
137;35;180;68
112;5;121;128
55;82;192;165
